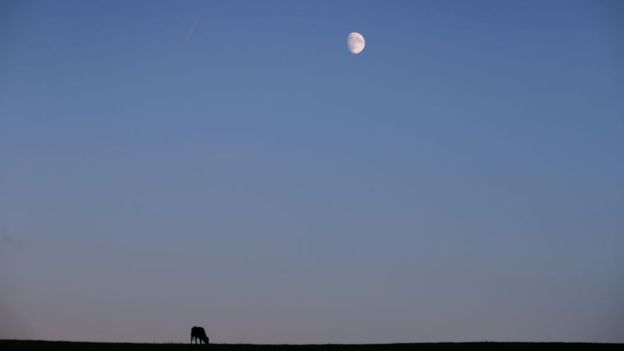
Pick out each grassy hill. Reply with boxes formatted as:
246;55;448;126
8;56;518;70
0;340;620;350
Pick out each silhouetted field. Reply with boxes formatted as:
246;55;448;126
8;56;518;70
1;340;621;351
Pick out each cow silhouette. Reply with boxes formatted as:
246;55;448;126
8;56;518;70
191;326;209;344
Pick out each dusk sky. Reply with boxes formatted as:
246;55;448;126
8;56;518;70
1;0;623;344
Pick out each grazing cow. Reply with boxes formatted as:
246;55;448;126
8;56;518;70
191;326;209;344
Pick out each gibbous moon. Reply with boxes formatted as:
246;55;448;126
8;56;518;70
348;32;365;54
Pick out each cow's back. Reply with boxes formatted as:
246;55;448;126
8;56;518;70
191;326;205;337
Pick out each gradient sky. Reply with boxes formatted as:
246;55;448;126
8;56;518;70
1;0;623;344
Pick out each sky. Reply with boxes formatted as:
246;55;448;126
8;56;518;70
1;0;623;344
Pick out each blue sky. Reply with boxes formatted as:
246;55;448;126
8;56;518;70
1;0;623;343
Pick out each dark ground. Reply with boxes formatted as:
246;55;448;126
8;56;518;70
1;340;621;351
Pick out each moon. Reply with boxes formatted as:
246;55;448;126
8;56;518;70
348;32;365;54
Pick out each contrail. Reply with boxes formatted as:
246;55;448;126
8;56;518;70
183;10;203;49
